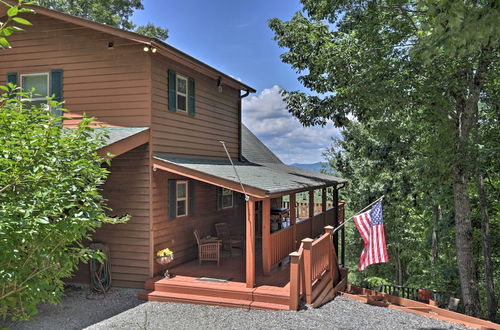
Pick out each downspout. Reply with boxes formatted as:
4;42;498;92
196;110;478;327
238;89;251;162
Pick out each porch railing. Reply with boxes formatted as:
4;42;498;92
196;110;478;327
269;226;295;268
289;226;339;309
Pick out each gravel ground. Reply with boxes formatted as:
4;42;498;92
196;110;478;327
0;285;143;330
86;296;468;330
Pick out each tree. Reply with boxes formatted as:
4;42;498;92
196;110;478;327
0;87;127;321
35;0;169;40
270;0;499;317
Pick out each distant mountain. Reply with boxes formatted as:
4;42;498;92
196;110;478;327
289;162;328;172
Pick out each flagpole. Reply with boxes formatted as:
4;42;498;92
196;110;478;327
332;195;384;234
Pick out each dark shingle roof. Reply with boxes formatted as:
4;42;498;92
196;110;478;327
153;155;346;196
241;124;283;164
90;127;149;145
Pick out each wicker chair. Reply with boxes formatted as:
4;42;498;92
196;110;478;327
194;230;221;266
215;222;243;256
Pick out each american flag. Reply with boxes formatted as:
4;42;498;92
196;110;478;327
353;201;388;270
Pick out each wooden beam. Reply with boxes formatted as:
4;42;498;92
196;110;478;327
290;193;297;248
246;199;256;288
333;187;339;256
322;188;327;228
309;190;315;238
97;129;150;159
262;198;271;275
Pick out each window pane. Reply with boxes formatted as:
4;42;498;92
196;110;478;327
177;183;186;198
222;195;233;208
177;200;186;216
22;74;48;97
177;95;187;111
222;188;232;196
30;100;48;109
177;77;187;94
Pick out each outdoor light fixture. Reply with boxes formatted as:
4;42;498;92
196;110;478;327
107;41;114;49
217;76;223;93
151;47;157;53
143;46;150;52
143;46;157;53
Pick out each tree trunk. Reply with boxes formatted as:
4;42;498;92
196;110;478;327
476;171;497;321
451;53;489;317
431;204;441;266
452;161;481;317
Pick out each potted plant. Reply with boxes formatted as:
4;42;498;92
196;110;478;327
156;248;174;278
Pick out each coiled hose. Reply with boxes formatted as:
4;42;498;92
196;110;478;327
89;243;112;293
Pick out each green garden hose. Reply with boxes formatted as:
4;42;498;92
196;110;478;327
89;243;112;293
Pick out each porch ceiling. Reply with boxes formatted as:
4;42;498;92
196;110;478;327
153;155;347;198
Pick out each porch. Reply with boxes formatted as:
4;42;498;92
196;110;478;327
144;156;348;310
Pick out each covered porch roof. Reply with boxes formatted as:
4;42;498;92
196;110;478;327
153;155;347;199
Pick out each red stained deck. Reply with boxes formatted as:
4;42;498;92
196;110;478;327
141;247;293;310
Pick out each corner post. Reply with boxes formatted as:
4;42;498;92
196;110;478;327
302;238;314;304
290;193;297;247
289;251;300;310
262;198;271;275
322;187;327;228
246;198;256;288
308;190;314;238
333;187;339;257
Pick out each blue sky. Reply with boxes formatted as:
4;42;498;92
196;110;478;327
132;0;341;164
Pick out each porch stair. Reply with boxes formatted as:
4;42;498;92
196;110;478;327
141;276;291;310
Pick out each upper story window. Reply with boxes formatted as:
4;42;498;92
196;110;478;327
176;74;188;112
21;73;49;107
168;69;195;116
176;180;188;217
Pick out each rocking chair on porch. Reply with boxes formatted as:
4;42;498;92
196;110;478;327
194;230;221;266
215;223;243;256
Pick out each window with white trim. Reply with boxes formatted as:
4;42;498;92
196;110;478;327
176;74;188;112
221;188;233;209
176;180;188;217
21;73;49;108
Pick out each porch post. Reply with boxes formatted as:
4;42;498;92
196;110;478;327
290;193;297;248
308;190;314;238
333;186;339;258
246;198;256;288
262;198;271;275
322;187;327;227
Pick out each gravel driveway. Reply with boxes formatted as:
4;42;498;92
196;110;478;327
87;296;467;330
1;285;468;330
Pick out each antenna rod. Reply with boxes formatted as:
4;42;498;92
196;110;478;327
219;140;249;201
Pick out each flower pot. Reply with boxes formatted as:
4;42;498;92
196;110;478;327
156;255;174;265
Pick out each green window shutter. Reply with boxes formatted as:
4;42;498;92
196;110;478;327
50;69;63;117
168;179;177;220
188;77;195;117
168;69;176;112
188;180;195;216
6;72;18;86
216;187;223;210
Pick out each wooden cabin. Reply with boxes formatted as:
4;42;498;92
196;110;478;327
0;4;348;310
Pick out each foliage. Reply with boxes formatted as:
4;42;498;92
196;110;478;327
35;0;169;40
0;0;35;49
0;87;127;321
270;0;499;318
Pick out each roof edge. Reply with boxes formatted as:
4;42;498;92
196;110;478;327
9;2;255;93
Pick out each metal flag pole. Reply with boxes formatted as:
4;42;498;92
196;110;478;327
219;140;250;201
332;195;384;234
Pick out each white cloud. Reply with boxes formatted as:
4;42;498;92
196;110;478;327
242;85;341;164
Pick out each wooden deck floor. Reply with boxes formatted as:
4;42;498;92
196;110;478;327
142;247;293;310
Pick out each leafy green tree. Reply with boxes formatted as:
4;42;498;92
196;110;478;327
0;87;127;321
270;0;499;317
36;0;169;40
0;0;34;49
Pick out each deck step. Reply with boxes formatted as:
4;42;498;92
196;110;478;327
155;281;252;301
147;291;254;309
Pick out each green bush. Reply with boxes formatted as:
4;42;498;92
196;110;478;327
0;86;126;321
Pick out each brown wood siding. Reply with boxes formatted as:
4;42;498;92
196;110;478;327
151;170;245;275
72;144;150;288
151;56;240;159
0;15;150;127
